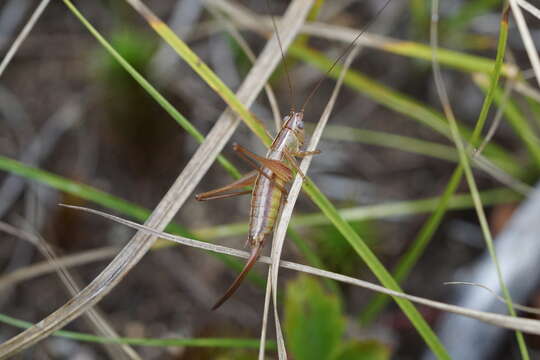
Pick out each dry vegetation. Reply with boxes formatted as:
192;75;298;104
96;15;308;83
1;0;540;359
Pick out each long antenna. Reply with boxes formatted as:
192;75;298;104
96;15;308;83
301;0;393;111
266;0;295;112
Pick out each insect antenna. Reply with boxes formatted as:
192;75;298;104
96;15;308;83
301;0;393;112
266;0;296;112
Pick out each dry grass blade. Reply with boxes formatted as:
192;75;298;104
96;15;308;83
0;222;139;359
0;0;50;77
0;247;117;289
509;0;540;87
0;1;312;357
258;271;273;360
59;205;540;336
444;282;540;315
517;0;540;18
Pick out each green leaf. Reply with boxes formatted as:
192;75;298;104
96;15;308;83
332;340;391;360
284;275;344;360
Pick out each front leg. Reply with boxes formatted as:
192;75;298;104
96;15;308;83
283;150;307;181
284;148;320;181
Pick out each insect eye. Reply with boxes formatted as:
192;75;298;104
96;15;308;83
297;120;304;129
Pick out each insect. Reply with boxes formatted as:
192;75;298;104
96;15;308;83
196;0;391;310
196;111;319;309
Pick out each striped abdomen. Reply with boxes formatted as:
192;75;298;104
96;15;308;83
248;168;286;247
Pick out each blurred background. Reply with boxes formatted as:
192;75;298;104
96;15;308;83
1;0;540;359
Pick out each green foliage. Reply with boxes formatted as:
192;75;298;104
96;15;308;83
284;275;389;360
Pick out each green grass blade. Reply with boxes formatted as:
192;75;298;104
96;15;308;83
0;313;275;349
380;40;515;76
469;6;510;146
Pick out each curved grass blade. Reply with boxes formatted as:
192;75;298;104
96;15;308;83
0;0;50;78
